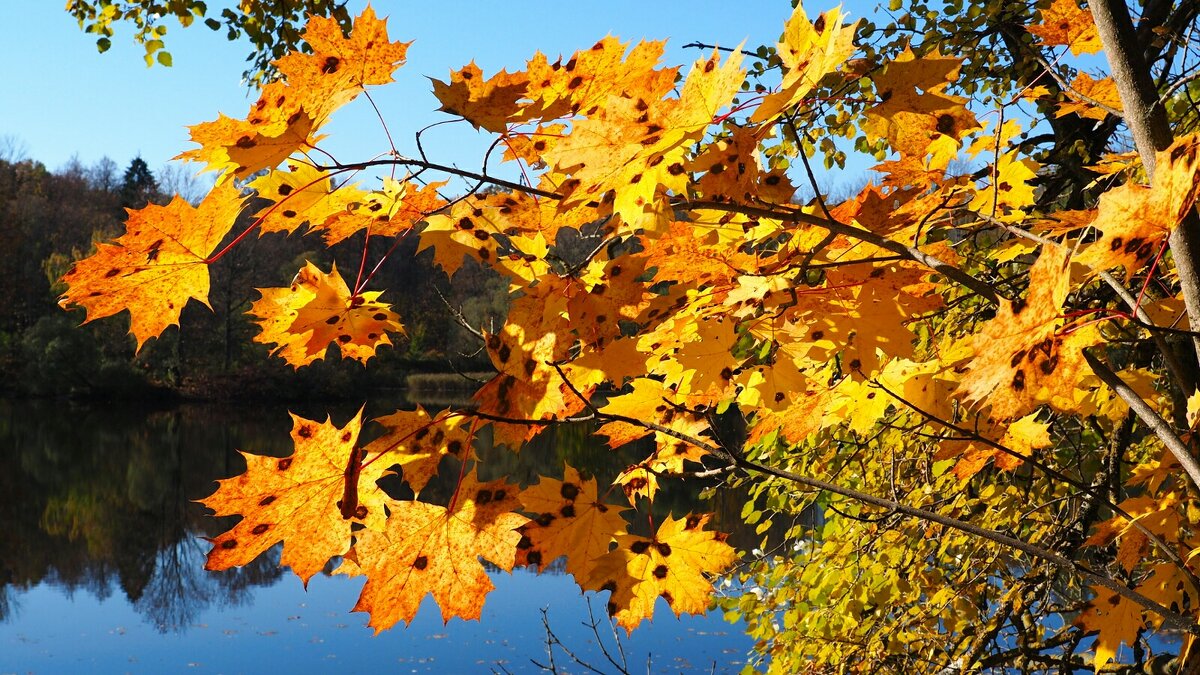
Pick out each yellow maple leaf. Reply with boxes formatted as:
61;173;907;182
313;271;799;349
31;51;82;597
248;162;366;236
516;465;630;582
201;410;391;584
58;181;246;350
751;2;858;123
249;261;403;368
862;48;979;162
335;471;528;631
586;513;736;633
517;37;677;123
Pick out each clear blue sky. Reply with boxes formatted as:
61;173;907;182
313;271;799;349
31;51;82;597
1;1;878;188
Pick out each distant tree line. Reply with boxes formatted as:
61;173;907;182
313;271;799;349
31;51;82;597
0;153;505;399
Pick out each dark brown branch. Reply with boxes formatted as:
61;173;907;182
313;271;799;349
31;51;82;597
315;158;559;200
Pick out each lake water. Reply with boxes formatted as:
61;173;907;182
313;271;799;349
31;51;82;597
0;399;755;674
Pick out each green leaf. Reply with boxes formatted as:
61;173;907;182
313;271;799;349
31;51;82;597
96;37;111;53
157;51;173;67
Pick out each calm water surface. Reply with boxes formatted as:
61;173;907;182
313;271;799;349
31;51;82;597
0;400;754;674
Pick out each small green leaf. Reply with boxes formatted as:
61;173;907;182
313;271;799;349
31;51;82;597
96;37;111;53
204;18;220;30
157;51;173;67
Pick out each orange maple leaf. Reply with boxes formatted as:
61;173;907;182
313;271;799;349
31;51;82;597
275;6;411;124
516;465;629;582
1077;135;1200;278
335;471;529;631
1075;586;1144;669
958;246;1102;420
432;62;529;133
58;181;245;349
1027;0;1103;56
201;411;393;584
249;261;403;368
362;407;473;494
587;513;736;633
318;178;447;246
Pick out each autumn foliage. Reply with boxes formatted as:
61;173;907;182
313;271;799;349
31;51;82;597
59;1;1200;671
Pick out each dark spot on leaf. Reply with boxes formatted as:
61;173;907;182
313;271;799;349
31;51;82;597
235;135;256;149
533;140;547;152
568;75;584;89
936;114;955;135
1012;369;1026;391
337;334;352;344
631;540;651;554
710;163;725;175
457;217;474;230
221;539;238;549
341;431;352;442
494;489;507;501
660;590;673;604
259;495;276;506
653;564;669;579
448;439;463;455
322;56;340;74
355;505;367;519
1040;354;1059;374
326;315;340;325
517;535;532;550
561;482;580;500
252;523;270;535
536;513;555;527
413;555;428;570
105;268;121;278
656;542;672;557
497;343;512;363
685;514;702;530
476;489;493;505
278;184;294;196
277;458;293;470
560;504;576;518
527;551;542;565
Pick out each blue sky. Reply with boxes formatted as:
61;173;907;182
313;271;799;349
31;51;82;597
0;1;864;187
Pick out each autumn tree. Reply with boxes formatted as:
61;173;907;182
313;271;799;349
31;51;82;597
61;1;1200;671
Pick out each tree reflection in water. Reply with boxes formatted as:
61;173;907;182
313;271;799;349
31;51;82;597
0;399;289;631
0;398;793;638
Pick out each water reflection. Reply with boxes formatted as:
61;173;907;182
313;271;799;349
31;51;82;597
0;398;772;669
0;400;289;632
